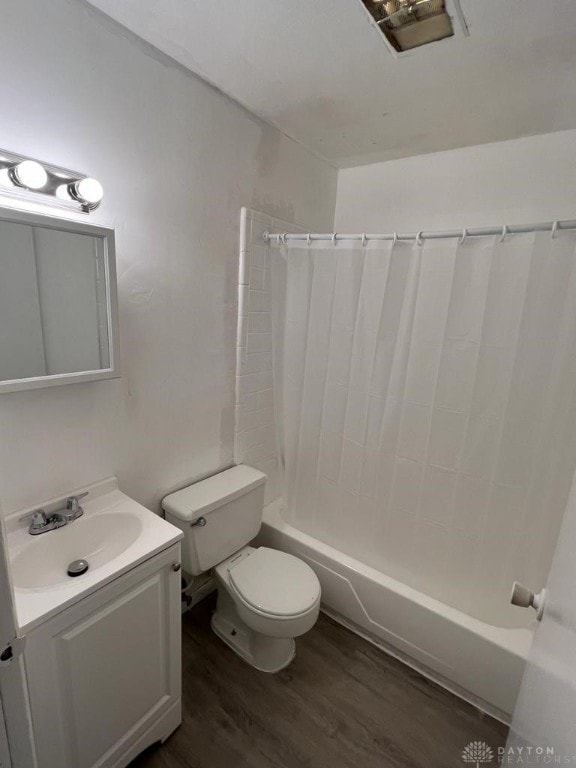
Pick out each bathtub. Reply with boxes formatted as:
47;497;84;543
258;499;534;722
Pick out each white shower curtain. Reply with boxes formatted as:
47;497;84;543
271;231;576;626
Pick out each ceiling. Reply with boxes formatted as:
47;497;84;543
86;0;576;168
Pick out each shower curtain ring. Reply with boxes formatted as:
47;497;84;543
361;233;367;247
332;233;338;246
393;232;398;246
307;233;312;245
459;228;468;245
416;231;424;246
499;225;508;243
280;233;288;246
551;221;559;239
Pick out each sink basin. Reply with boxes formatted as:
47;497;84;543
11;513;143;590
7;478;183;634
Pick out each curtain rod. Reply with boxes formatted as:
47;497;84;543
263;219;576;245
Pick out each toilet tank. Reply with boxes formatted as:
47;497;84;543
162;465;266;575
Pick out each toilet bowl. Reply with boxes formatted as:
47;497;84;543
212;546;320;672
162;465;321;672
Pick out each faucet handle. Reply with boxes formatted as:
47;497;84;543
66;492;89;513
19;509;48;528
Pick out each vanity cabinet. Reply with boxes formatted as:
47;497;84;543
23;544;181;768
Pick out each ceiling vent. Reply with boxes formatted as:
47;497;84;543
360;0;468;53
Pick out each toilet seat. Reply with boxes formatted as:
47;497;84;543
228;547;320;618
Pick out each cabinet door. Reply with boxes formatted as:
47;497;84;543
25;545;181;768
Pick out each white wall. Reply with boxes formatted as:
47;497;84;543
335;130;576;233
0;0;337;516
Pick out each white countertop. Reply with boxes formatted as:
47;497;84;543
5;478;183;634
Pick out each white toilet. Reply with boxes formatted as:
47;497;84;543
162;465;321;672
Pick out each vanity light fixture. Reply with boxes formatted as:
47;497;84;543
0;149;104;213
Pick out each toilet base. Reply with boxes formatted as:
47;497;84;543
211;594;295;673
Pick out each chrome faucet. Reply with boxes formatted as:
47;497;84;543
20;492;89;535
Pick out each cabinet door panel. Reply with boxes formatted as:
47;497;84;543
25;545;181;768
60;575;168;766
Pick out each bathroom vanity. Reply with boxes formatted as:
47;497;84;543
5;479;183;768
0;204;185;766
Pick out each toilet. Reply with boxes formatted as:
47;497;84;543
162;465;321;672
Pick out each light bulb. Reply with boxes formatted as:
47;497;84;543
72;177;103;206
55;184;72;200
11;160;48;190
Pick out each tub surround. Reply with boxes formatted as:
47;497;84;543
234;208;307;506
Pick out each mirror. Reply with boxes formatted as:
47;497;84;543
0;207;119;392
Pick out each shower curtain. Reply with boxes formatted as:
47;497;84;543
271;231;576;626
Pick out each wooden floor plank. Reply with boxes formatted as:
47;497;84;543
129;597;508;768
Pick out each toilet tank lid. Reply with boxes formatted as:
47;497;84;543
162;465;267;522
